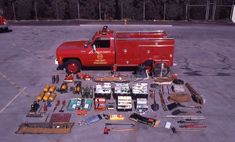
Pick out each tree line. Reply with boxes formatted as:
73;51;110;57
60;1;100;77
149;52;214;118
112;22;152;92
0;0;234;21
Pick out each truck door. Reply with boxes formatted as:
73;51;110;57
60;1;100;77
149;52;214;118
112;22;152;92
88;37;115;66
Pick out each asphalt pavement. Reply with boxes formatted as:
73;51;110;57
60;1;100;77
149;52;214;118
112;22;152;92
0;24;235;142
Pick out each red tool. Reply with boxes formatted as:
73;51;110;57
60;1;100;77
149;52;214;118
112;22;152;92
76;109;88;116
179;124;207;129
43;103;47;112
53;100;60;112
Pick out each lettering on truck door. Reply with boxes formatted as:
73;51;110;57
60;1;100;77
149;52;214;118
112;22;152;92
88;38;115;66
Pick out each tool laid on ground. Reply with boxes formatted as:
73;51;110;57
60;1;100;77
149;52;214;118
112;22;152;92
71;81;82;94
185;83;205;105
43;102;47;112
103;114;125;120
30;101;40;112
15;122;74;134
58;83;68;93
105;123;135;126
171;109;202;115
56;74;59;83
77;72;92;80
168;93;191;103
151;90;159;111
177;102;202;109
45;113;50;122
37;92;45;102
129;113;160;127
49;84;57;93
104;123;137;134
94;75;129;82
26;101;43;117
179;124;207;129
43;92;50;102
106;102;115;110
53;100;60;112
165;115;206;120
49;113;71;123
76;108;88;116
159;90;168;111
81;87;93;98
104;127;137;135
167;102;201;111
48;93;57;102
52;74;60;84
43;84;50;93
59;100;66;112
64;74;74;83
52;75;56;84
79;114;102;125
177;120;201;124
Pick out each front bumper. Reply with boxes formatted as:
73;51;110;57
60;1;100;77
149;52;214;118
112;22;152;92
55;59;58;65
55;59;64;70
0;24;8;29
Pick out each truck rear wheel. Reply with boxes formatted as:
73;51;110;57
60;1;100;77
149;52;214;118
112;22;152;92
152;63;170;77
64;59;81;74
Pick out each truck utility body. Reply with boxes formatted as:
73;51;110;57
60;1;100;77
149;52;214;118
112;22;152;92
56;26;175;76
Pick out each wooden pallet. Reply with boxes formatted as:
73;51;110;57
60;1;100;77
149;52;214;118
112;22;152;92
15;122;74;134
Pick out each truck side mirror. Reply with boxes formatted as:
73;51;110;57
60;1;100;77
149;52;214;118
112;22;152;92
92;44;96;53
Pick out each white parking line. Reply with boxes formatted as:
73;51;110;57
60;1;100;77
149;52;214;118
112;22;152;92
0;87;27;113
20;48;31;53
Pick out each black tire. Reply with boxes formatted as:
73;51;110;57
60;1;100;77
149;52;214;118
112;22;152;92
64;59;81;74
4;27;8;32
152;63;170;77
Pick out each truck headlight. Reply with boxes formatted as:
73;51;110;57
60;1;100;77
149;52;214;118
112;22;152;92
55;59;58;65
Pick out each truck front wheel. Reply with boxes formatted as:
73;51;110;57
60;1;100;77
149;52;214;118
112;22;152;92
64;60;81;74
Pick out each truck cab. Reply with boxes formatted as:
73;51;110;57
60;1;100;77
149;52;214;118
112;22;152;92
56;26;115;74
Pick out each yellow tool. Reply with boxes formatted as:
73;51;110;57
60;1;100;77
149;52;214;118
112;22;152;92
43;92;50;101
43;84;50;93
48;93;57;102
60;83;68;92
49;84;57;93
109;114;125;121
37;92;45;102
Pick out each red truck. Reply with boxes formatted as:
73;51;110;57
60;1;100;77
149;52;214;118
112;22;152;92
55;26;175;76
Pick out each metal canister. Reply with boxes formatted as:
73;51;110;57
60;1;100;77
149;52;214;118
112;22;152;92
43;92;50;101
49;84;57;93
37;92;45;102
48;93;57;102
43;84;50;93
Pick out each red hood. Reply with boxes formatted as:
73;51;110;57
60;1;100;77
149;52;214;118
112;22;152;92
56;40;87;58
58;40;87;50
